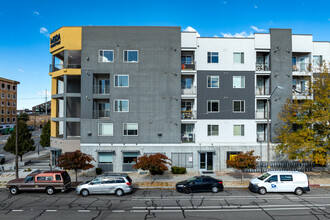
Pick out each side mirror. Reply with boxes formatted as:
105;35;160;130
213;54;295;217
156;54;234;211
89;182;94;185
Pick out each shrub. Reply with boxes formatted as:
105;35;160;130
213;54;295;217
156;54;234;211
96;167;102;175
171;166;186;174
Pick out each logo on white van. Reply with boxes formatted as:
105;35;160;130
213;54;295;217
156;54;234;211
271;184;277;188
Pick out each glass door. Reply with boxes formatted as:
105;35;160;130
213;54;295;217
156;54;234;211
200;152;213;171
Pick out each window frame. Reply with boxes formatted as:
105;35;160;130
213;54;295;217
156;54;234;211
123;50;139;63
233;124;245;136
114;75;129;88
123;123;138;136
207;100;220;113
98;50;114;63
207;52;219;63
233;76;245;88
114;99;129;112
98;123;114;136
233;52;244;64
207;76;219;88
207;124;219;136
233;100;245;113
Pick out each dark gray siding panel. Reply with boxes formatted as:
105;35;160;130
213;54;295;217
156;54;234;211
197;71;255;119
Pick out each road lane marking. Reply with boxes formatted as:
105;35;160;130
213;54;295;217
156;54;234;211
46;210;58;212
112;210;125;213
78;210;91;212
12;210;23;212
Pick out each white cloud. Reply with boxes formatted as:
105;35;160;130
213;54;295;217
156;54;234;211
221;31;254;38
40;27;49;37
33;11;40;15
18;69;24;73
182;26;200;37
213;35;219;37
254;4;258;9
37;90;51;97
250;26;266;32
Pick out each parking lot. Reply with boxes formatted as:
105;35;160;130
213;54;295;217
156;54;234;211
0;188;330;219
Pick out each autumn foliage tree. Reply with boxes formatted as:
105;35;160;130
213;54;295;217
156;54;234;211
133;153;172;175
57;150;95;184
275;63;330;165
226;150;259;182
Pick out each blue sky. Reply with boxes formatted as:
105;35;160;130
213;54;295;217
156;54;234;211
0;0;329;109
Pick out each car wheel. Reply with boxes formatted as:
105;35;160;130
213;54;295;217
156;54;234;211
115;189;124;197
258;187;267;195
295;187;303;196
81;189;89;197
10;186;19;195
183;187;191;194
46;186;55;195
211;186;219;193
0;159;4;165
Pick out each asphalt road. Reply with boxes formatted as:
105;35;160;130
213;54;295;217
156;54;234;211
0;188;330;220
0;131;41;163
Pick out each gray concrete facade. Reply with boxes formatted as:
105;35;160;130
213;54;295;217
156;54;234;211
80;26;181;144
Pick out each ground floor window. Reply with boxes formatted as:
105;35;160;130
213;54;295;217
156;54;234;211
172;153;193;168
227;151;242;167
123;152;139;171
98;152;113;163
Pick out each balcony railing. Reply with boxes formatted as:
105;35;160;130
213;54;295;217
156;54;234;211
93;85;110;95
49;63;81;72
98;163;113;173
123;163;137;172
257;133;267;142
292;63;312;72
181;86;196;95
256;86;270;95
256;111;267;119
181;61;195;70
93;110;110;118
256;63;270;71
181;133;195;143
181;110;197;119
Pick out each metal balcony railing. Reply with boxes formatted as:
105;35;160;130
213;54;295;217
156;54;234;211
93;85;110;94
257;133;267;142
256;86;270;95
98;163;113;172
181;133;195;143
181;61;195;70
49;63;81;72
181;86;196;95
256;111;267;119
292;63;312;72
181;110;197;119
256;63;270;71
93;110;110;118
123;163;137;172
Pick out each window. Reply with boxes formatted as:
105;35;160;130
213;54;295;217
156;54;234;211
1;84;4;89
227;151;242;167
123;152;138;163
280;175;293;182
97;79;110;94
207;125;219;136
6;118;10;123
7;102;10;107
37;176;53;181
1;101;4;106
267;175;278;182
233;125;245;136
1;109;4;115
7;85;11;90
7;94;11;99
313;55;322;67
114;75;129;87
7;110;10;115
207;100;219;113
181;55;193;65
124;50;138;62
99;50;114;62
292;57;297;66
98;152;113;163
12;85;16;91
207;76;219;88
0;118;4;123
114;100;129;112
300;80;306;92
123;123;138;136
12;117;15;122
181;78;192;89
233;52;244;64
171;153;193;168
207;52;219;63
1;93;4;98
12;110;16;115
24;176;34;182
233;76;245;88
98;123;113;136
12;102;16;107
233;100;245;113
12;94;16;99
55;174;62;181
292;79;297;89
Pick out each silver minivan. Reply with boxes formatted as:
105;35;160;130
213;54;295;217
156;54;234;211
76;173;133;197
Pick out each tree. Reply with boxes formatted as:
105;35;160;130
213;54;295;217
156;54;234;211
57;150;95;184
18;113;30;122
226;150;259;182
275;63;330;165
133;153;172;175
40;121;50;148
4;121;35;161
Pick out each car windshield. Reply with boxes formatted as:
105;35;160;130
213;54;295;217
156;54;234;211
186;177;197;183
258;173;271;180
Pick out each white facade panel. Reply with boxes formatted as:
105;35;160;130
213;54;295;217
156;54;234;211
181;32;197;48
292;35;313;52
313;42;330;63
194;119;257;144
196;38;255;71
254;34;270;49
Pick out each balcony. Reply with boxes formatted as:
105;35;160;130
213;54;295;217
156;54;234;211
181;86;196;95
93;110;110;118
181;110;197;120
181;133;195;143
93;85;110;95
292;63;311;72
256;86;270;96
255;111;267;119
256;63;270;71
181;61;195;70
49;63;81;73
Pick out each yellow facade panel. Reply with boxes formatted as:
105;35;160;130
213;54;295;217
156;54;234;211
50;98;58;137
49;68;81;77
50;27;82;54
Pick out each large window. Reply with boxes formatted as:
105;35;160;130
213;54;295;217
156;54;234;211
171;153;193;168
233;100;245;113
114;100;129;112
124;50;138;62
99;50;114;62
233;76;245;88
233;125;245;136
98;123;113;136
227;151;242;167
98;152;113;163
114;75;129;87
207;52;219;63
207;100;219;113
233;52;244;64
207;125;219;136
123;123;138;136
313;55;322;67
181;78;192;89
207;76;219;88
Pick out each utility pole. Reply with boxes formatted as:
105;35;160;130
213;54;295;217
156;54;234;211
45;89;48;115
15;116;18;179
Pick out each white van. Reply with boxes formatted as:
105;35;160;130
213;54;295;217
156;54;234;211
249;171;310;195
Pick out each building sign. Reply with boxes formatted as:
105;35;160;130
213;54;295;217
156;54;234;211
50;34;61;48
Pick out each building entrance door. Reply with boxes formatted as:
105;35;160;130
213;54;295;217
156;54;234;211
199;152;213;171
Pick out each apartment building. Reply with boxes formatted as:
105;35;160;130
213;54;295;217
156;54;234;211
49;26;329;172
0;77;19;128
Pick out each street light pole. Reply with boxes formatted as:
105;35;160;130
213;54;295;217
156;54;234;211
15;117;18;179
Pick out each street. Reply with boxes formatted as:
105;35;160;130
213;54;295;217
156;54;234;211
0;130;41;163
0;188;330;220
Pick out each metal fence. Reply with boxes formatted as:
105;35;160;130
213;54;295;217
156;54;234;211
245;161;313;173
98;163;113;173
